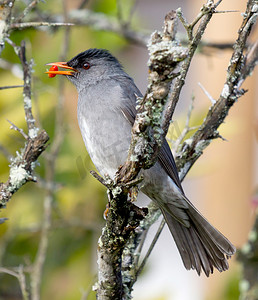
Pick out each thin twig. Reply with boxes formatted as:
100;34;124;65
10;22;74;29
173;95;198;152
0;85;24;90
90;170;110;188
133;228;148;267
135;218;166;280
0;130;49;206
18;41;38;135
198;82;216;104
16;0;41;22
214;10;239;14
239;39;258;87
214;0;223;6
31;195;52;300
7;119;28;140
0;267;19;278
18;265;29;300
162;3;216;136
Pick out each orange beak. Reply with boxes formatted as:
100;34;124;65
45;62;78;76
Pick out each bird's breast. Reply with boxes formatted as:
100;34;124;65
77;104;132;178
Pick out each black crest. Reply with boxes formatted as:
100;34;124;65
67;48;121;68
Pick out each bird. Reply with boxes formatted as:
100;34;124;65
46;48;236;276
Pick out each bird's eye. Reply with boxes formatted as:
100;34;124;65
83;62;91;70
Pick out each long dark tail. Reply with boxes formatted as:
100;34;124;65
160;203;236;277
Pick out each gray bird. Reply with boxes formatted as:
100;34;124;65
46;48;236;276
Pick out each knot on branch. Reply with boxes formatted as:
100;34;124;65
148;10;187;76
148;35;188;75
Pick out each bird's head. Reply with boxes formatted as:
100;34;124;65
46;48;124;92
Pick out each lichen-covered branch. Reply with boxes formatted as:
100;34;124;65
96;186;147;300
18;41;38;134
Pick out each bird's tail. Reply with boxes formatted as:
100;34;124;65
160;202;236;277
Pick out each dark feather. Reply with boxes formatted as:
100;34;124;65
161;205;235;276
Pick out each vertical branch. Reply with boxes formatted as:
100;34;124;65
30;193;52;300
96;188;147;300
18;41;39;136
162;3;216;134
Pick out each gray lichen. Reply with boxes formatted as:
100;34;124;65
9;164;29;190
28;127;39;139
221;83;230;98
112;186;123;196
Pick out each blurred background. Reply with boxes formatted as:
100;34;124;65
0;0;257;299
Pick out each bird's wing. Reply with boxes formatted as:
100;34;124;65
158;140;183;192
117;76;183;193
